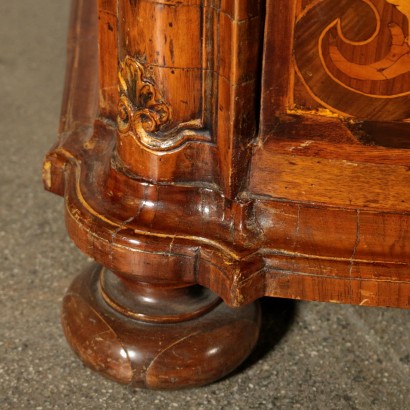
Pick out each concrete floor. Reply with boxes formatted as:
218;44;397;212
0;1;409;409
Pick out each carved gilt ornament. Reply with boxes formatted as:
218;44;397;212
117;56;207;151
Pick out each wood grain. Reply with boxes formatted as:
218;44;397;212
44;0;410;390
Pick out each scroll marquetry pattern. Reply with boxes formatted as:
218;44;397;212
293;0;410;121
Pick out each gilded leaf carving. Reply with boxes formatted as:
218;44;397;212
117;56;207;151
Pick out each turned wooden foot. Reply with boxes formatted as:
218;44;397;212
62;264;261;389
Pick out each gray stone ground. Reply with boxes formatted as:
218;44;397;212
0;1;409;409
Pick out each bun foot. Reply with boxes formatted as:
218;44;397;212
62;264;261;389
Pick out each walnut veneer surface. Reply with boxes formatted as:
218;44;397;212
43;0;410;389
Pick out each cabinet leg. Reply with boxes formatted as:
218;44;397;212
62;263;261;389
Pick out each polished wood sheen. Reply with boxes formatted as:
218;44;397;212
62;264;260;388
44;0;410;389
